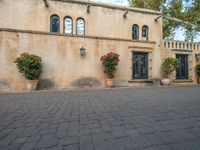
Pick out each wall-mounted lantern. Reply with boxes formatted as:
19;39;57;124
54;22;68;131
80;46;86;56
196;53;200;61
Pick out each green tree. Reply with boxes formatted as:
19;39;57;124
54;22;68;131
128;0;165;11
183;0;200;41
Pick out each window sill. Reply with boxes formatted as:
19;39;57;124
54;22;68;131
128;79;153;83
173;79;193;83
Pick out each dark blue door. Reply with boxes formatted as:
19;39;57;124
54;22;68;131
176;54;188;79
132;52;148;79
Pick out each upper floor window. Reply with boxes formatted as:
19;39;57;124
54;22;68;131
64;16;73;34
50;15;60;33
132;24;139;40
142;25;148;41
76;18;85;35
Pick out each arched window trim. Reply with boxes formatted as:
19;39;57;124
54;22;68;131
132;24;139;40
50;14;60;33
76;17;85;36
64;16;73;34
142;25;148;41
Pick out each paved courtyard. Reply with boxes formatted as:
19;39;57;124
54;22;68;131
0;86;200;150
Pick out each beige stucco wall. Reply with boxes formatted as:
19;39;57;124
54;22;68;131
0;30;161;90
0;0;162;40
0;0;164;90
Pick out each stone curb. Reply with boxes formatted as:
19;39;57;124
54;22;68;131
0;84;199;95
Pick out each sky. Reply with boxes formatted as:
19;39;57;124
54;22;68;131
91;0;200;42
92;0;128;6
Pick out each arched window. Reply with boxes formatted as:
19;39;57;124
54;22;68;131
64;17;73;34
142;25;148;41
132;24;139;40
76;18;85;35
50;15;60;33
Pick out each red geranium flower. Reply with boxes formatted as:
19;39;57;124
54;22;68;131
100;52;120;79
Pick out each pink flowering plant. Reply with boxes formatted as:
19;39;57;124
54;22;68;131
14;52;42;80
100;52;120;79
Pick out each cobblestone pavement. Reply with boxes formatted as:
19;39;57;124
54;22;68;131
0;86;200;150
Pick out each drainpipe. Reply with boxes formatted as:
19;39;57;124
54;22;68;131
43;0;49;7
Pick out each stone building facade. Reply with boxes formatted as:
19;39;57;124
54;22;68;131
0;0;199;91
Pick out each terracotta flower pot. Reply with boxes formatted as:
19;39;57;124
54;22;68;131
161;78;170;86
105;79;114;88
26;79;39;91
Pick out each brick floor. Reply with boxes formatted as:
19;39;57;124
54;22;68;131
0;86;200;150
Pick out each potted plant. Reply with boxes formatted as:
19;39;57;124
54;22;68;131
161;57;179;85
100;52;120;88
195;63;200;83
14;52;42;91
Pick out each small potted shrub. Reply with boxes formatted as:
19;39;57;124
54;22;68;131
100;52;120;88
14;52;42;91
195;63;200;83
161;57;179;85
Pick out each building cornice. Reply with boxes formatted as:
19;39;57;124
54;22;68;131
50;0;162;15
